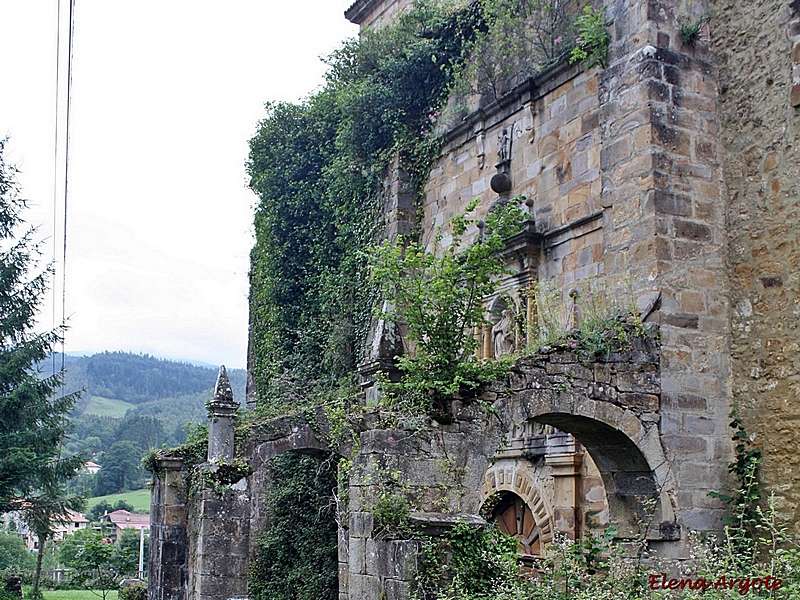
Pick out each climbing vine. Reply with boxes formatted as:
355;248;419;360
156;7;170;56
248;1;485;414
247;0;604;415
249;452;339;600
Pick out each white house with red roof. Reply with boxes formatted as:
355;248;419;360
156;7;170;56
100;509;150;539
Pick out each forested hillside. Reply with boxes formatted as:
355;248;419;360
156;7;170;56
40;352;247;496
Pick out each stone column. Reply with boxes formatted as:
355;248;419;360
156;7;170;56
207;366;238;463
482;323;493;359
546;453;582;540
148;456;188;600
189;367;250;600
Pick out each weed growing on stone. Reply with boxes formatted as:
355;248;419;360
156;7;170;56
524;278;651;358
678;13;710;48
569;6;610;69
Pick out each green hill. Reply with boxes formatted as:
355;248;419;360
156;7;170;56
83;396;137;418
41;352;247;497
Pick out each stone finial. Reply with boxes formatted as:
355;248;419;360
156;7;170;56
207;365;238;463
212;365;235;407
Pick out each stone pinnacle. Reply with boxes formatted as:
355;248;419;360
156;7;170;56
213;365;235;405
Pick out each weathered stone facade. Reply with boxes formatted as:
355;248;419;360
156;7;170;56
711;0;800;530
149;0;800;598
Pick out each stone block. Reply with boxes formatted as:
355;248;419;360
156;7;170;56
384;579;411;600
661;392;707;410
349;573;382;600
662;435;707;455
654;190;691;216
349;512;375;538
674;219;712;242
349;537;366;575
615;370;660;394
365;538;380;576
617;392;659;413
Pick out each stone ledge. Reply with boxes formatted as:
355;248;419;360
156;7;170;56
408;512;486;536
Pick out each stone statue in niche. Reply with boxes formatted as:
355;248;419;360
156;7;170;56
497;127;511;164
492;309;517;357
476;131;486;169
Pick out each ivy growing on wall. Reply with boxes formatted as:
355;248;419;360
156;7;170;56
248;452;339;600
247;1;485;413
247;0;600;414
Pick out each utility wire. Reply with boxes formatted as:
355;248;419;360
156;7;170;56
61;0;76;375
51;0;62;380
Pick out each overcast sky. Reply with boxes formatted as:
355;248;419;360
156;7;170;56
0;1;358;369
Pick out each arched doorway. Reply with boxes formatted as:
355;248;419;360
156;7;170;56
491;491;544;557
480;464;554;561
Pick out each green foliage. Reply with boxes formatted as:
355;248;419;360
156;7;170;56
163;422;208;469
416;521;523;600
59;529;115;574
524;278;651;357
85;500;135;523
372;490;411;534
370;199;524;411
114;529;147;577
48;351;245;465
64;351;245;404
248;452;338;600
707;410;766;566
0;532;35;571
678;13;710;48
194;458;253;497
569;6;609;69
118;581;146;600
58;529;121;599
449;0;572;106
0;138;84;515
247;1;483;413
92;442;147;496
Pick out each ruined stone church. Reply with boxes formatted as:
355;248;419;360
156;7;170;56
148;0;800;598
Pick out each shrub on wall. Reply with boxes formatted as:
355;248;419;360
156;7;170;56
247;0;597;414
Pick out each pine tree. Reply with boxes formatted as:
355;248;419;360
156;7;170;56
0;138;84;592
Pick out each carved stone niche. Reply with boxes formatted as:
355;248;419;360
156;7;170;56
487;295;520;359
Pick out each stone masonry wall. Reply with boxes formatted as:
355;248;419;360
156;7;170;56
597;0;733;536
419;0;735;537
711;0;800;531
149;458;189;600
422;63;605;290
345;0;414;29
345;342;665;600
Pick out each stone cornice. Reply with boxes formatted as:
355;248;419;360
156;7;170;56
344;0;380;25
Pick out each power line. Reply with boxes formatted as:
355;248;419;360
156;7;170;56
61;0;76;374
51;0;76;380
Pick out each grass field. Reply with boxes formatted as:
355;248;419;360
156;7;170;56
24;589;119;600
87;489;151;513
82;396;136;418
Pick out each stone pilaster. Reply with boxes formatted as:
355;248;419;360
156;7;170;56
546;453;583;540
188;487;250;600
148;456;189;600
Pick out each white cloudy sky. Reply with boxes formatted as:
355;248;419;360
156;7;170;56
0;1;358;369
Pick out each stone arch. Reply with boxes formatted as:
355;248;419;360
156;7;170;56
533;410;674;539
480;464;555;548
502;382;677;539
246;408;340;535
